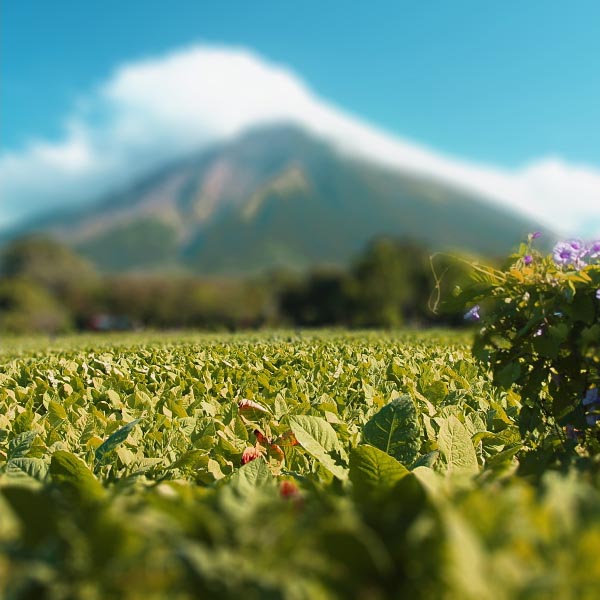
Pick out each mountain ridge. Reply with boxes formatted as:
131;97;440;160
2;124;545;274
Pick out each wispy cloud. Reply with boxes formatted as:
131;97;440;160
1;44;599;236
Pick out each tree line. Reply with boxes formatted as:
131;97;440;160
0;236;474;333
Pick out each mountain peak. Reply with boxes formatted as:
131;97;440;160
5;125;543;274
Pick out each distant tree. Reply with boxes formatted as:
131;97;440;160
0;236;101;325
103;275;270;330
1;236;97;291
0;278;71;334
278;269;353;326
349;238;430;327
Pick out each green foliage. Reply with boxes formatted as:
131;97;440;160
362;394;420;465
0;330;598;598
104;274;270;329
0;236;101;331
0;278;72;334
50;451;105;505
76;218;180;272
0;235;98;295
437;415;479;474
277;268;354;326
458;234;600;465
0;234;473;333
350;238;431;327
349;444;409;497
94;418;141;466
288;414;348;479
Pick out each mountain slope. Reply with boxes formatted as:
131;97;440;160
8;124;543;274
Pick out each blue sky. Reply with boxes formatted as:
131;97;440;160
1;0;600;234
3;0;599;166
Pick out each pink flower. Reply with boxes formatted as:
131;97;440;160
238;399;269;413
241;446;264;465
280;480;300;499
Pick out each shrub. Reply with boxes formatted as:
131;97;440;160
458;233;600;466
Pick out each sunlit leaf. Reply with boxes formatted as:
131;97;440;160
362;395;421;465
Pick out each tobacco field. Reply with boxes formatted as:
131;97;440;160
1;331;599;599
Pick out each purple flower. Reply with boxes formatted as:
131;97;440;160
523;254;533;265
553;241;578;265
533;326;544;337
553;239;587;267
464;305;481;322
588;241;600;259
596;288;600;300
568;239;586;253
531;231;542;239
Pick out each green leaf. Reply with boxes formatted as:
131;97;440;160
443;509;490;597
362;395;421;465
95;418;141;465
229;458;274;495
289;415;348;480
485;444;522;468
0;487;57;546
437;416;479;474
548;322;570;342
7;431;37;460
495;361;521;387
424;381;448;405
47;400;67;426
167;449;208;473
127;458;163;476
582;324;600;345
349;444;408;497
50;451;105;504
410;451;439;470
207;458;225;481
106;389;122;408
564;294;595;323
6;458;48;481
288;415;340;452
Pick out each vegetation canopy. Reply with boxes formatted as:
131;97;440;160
456;233;600;467
1;329;600;598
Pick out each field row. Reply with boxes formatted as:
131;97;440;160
1;332;599;598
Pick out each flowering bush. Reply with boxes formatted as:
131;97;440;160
459;233;600;465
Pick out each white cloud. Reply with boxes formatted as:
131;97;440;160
1;44;599;237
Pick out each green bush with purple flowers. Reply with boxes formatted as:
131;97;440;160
458;233;600;468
